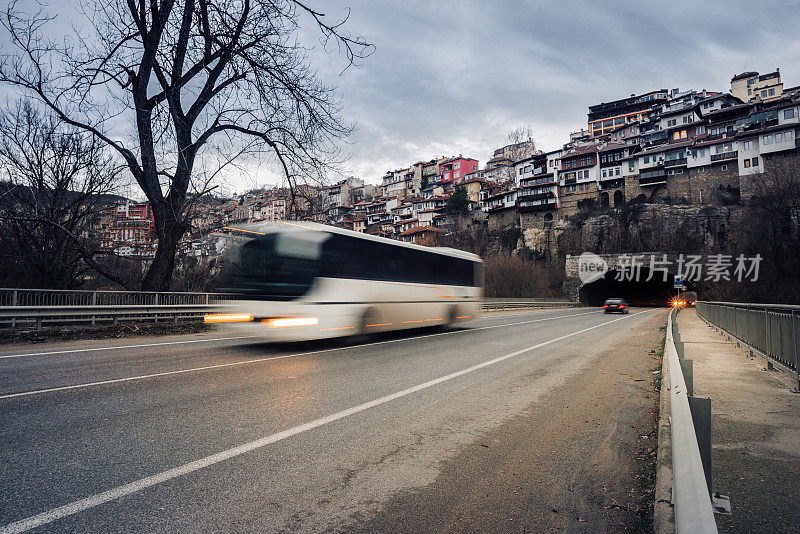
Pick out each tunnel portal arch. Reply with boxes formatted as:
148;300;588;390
578;267;697;307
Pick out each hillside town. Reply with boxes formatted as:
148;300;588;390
96;68;800;255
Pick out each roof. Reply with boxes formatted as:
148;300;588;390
636;139;694;155
399;225;444;236
564;144;600;157
735;122;798;139
598;142;629;152
731;71;758;82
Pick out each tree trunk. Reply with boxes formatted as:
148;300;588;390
140;206;188;291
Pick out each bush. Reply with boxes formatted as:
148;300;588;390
483;254;563;298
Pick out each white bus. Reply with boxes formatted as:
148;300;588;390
205;221;483;341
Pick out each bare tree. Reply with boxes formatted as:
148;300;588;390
722;159;800;303
505;125;537;163
0;100;127;288
0;0;372;290
494;125;537;190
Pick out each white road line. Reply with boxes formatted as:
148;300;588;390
0;335;263;360
0;310;655;534
0;310;602;400
0;308;576;360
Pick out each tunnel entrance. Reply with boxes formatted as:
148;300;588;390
579;268;695;307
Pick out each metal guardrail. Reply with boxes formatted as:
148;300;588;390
0;289;579;330
0;304;225;330
696;301;799;380
0;288;236;307
0;288;237;330
666;308;719;533
481;299;580;311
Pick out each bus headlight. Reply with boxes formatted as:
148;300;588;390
204;313;254;323
262;317;319;328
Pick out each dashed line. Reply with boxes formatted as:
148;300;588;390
0;310;603;400
0;310;654;533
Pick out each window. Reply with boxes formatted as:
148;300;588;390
763;135;773;145
697;148;706;157
721;165;728;171
748;88;752;95
696;125;706;134
785;109;795;119
775;132;783;143
698;166;705;172
769;88;775;96
743;140;753;151
785;130;793;141
615;167;621;176
761;90;768;98
752;157;759;166
643;156;650;164
744;159;751;168
602;169;607;178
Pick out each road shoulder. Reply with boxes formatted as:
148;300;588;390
350;311;665;533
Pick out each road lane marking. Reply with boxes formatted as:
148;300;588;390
0;336;263;360
0;308;578;360
0;309;655;534
0;310;603;400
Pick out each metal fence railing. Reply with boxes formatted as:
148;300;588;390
696;301;799;381
0;289;579;330
0;288;237;307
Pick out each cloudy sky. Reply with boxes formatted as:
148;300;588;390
3;0;800;194
312;0;800;183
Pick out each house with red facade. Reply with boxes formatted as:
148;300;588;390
438;156;478;182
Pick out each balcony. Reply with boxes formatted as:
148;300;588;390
710;151;738;162
517;192;555;203
518;201;557;213
639;169;666;187
664;157;688;167
522;176;556;187
639;176;667;186
598;178;625;190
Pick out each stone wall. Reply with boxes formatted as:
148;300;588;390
687;161;740;205
486;207;518;230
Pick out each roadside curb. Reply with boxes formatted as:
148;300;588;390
654;333;676;533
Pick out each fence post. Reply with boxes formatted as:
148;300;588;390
793;310;800;390
765;307;770;359
91;292;97;326
11;289;17;328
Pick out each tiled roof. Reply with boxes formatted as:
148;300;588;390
400;225;443;236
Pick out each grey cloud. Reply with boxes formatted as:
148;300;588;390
4;0;800;189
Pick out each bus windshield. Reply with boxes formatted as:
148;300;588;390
216;233;322;300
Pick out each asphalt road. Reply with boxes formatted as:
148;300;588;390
0;307;665;533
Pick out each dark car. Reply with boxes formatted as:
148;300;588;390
603;298;629;314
